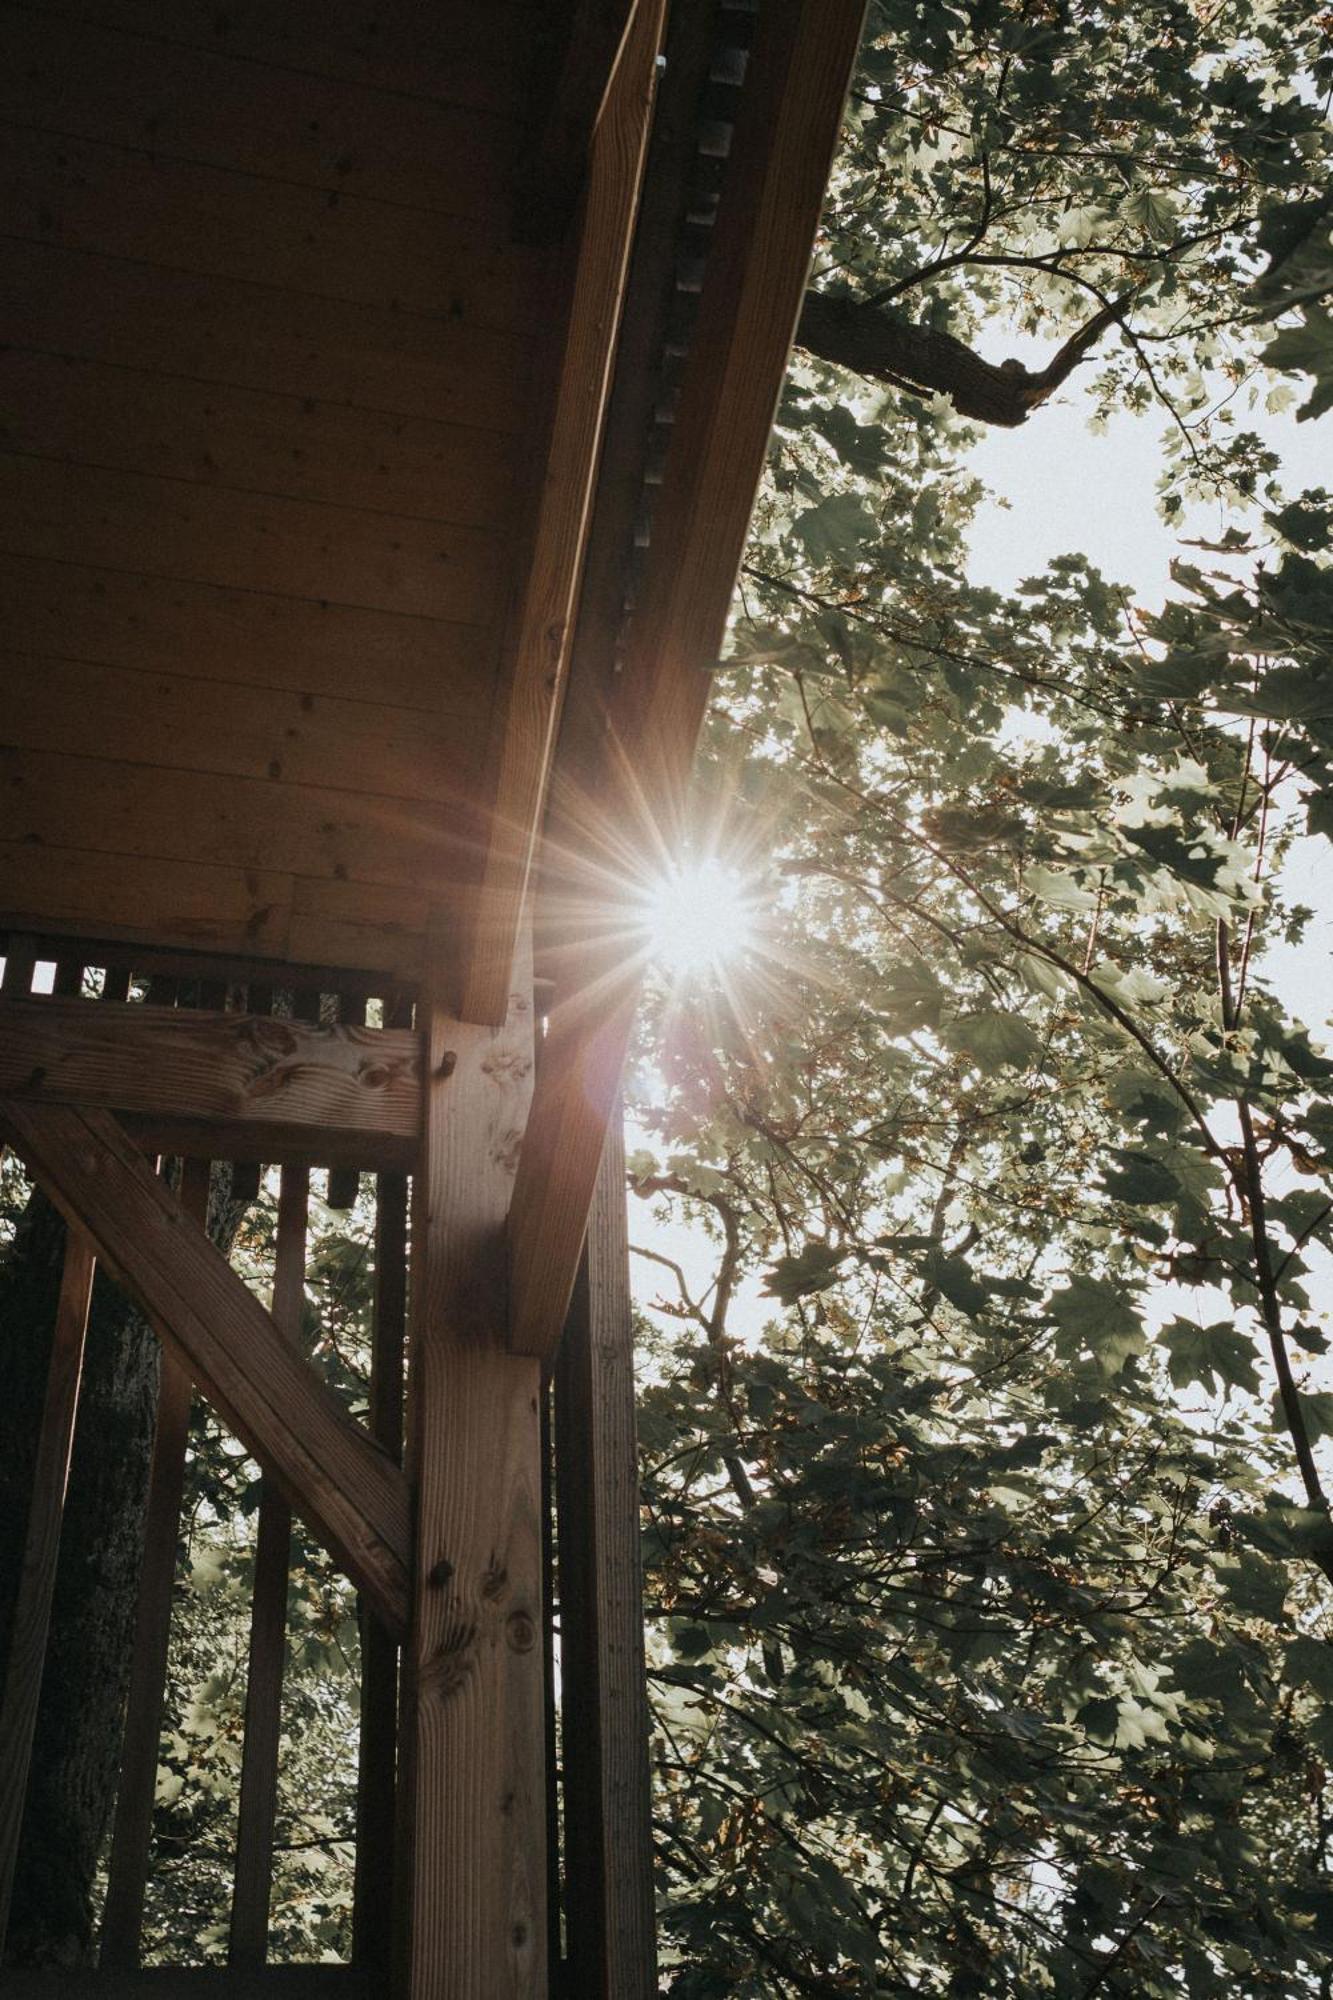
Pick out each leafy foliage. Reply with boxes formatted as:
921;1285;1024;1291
629;5;1333;1991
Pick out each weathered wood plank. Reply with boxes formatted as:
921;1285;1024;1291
0;749;474;900
457;0;664;1024
7;1969;374;1998
230;1165;307;1967
0;997;421;1170
0;1101;411;1634
511;0;866;1362
0;456;503;627
0;9;517;220
0;1230;95;1950
0;555;493;715
0;351;516;530
518;1;638;240
101;1157;207;1971
2;655;486;816
352;1084;409;1969
3;239;531;433
554;1116;655;1997
56;0;535;115
401;934;546;1999
0;843;294;966
0;127;539;331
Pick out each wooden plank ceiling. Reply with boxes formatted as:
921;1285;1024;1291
0;0;549;980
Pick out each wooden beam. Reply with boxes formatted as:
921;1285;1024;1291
554;1114;656;1996
510;0;867;1361
0;1230;95;1950
0;1100;411;1637
0;997;420;1170
399;933;546;1999
517;2;640;242
4;1972;374;1998
456;0;665;1025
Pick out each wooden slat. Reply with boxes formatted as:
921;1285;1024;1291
0;351;516;530
2;240;531;434
0;127;538;330
0;843;293;966
1;653;488;810
327;995;368;1209
0;1230;96;1949
1;934;37;994
352;1063;409;1968
0;750;474;899
456;0;665;1023
0;997;421;1170
230;1164;307;1966
554;1116;655;1996
0;554;493;716
0;457;503;627
6;1969;374;1998
519;1;638;240
101;1157;207;1971
400;933;545;1999
0;8;517;220
52;0;535;115
0;1100;411;1634
511;0;866;1362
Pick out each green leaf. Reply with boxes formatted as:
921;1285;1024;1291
1050;1275;1145;1374
761;1241;846;1304
946;1010;1044;1073
1159;1319;1260;1396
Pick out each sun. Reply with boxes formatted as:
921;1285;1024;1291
640;857;757;979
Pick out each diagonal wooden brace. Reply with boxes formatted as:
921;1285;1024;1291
0;1096;411;1639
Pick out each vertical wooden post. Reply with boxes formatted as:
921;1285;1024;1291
0;1230;96;1950
554;1112;656;1997
401;930;545;2000
353;993;410;1969
229;1163;308;1965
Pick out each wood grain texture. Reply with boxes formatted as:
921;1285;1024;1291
0;842;293;964
100;1157;207;1972
554;1116;656;1997
0;8;517;220
3;239;531;434
0;127;538;331
0;997;421;1169
1;653;487;808
0;456;503;626
456;0;664;1026
0;1230;95;1949
401;933;546;1999
0;555;491;715
511;0;867;1363
53;0;536;114
0;1101;411;1634
0;351;516;530
7;1970;374;1998
229;1165;308;1967
0;749;476;898
518;1;637;239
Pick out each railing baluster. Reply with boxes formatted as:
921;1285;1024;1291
0;1230;96;1951
353;994;409;1966
229;990;319;1964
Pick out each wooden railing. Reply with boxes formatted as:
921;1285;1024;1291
0;937;411;1985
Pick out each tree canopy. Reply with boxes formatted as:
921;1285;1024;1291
629;3;1333;1991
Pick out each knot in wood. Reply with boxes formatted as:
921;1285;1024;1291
435;1049;458;1079
428;1557;454;1588
505;1610;536;1654
481;1558;508;1602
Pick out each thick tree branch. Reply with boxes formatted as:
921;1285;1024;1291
795;287;1130;427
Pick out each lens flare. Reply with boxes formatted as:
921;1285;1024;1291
640;858;757;979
